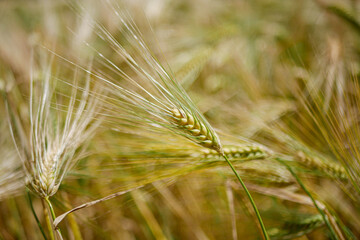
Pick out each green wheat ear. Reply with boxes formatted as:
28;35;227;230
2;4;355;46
269;214;324;239
297;151;347;181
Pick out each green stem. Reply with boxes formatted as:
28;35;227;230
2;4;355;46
222;154;269;240
44;197;63;240
42;199;55;240
27;191;48;240
275;158;339;240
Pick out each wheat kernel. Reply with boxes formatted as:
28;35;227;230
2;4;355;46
201;140;213;147
187;115;194;125
185;125;194;130
180;118;188;125
172;108;181;118
199;135;207;141
190;129;200;135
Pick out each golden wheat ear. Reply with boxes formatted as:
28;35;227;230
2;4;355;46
171;107;221;152
76;4;223;154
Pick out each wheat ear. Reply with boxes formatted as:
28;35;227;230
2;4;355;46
171;108;221;152
202;145;269;159
297;151;347;180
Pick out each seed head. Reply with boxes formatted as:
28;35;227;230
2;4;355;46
81;5;223;153
7;57;102;198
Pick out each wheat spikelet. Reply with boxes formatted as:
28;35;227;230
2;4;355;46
201;144;269;160
297;151;347;181
7;55;103;198
269;214;324;239
284;214;324;232
174;47;213;88
171;107;221;151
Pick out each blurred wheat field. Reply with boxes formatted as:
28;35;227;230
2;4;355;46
0;0;360;239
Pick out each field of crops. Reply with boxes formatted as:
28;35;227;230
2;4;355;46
0;0;360;239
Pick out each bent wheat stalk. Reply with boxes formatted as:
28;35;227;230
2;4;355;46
54;185;143;228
